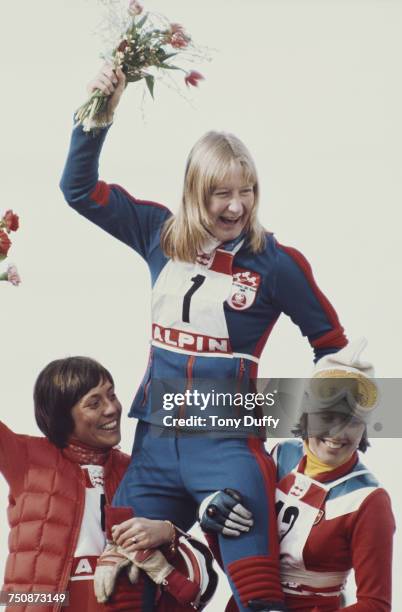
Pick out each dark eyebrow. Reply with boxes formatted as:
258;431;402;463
84;393;101;402
83;382;114;402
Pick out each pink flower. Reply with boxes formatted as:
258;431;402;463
170;23;185;35
2;209;19;232
128;0;143;16
7;265;21;286
171;31;190;49
0;230;11;258
184;70;204;88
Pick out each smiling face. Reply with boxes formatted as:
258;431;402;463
70;378;122;449
207;161;255;243
307;411;366;467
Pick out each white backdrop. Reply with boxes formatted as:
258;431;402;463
0;0;401;609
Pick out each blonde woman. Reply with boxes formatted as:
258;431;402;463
60;64;347;612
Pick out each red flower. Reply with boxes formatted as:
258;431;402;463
170;23;185;35
171;31;190;49
117;40;129;53
184;70;204;87
0;230;11;258
3;209;19;232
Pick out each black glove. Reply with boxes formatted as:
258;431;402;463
199;488;253;536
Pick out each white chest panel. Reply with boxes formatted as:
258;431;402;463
277;473;325;569
74;465;105;558
152;249;237;357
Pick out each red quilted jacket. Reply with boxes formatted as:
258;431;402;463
0;421;129;612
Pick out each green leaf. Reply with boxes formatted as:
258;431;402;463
136;13;148;29
126;74;143;82
145;75;155;98
159;63;180;70
160;52;178;61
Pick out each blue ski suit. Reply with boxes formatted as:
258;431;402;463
60;124;347;611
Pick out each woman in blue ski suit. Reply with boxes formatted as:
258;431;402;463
60;65;347;612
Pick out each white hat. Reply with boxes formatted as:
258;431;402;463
303;338;378;423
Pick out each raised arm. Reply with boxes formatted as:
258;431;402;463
0;421;27;487
273;242;348;362
60;64;171;262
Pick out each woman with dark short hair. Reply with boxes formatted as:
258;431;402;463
33;356;116;448
271;342;395;611
218;341;395;611
0;357;216;612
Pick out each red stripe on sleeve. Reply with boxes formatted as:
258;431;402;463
277;244;347;349
90;180;111;206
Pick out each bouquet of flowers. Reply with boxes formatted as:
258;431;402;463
75;0;205;131
0;210;21;286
